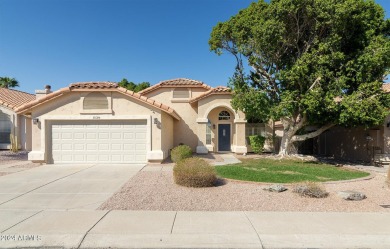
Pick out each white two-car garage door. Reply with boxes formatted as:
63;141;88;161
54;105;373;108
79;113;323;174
51;120;147;164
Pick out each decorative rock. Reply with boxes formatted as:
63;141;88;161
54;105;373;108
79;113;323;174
263;184;287;193
338;191;366;201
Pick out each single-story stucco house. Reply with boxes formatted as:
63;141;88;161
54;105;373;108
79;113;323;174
3;79;251;164
0;78;389;164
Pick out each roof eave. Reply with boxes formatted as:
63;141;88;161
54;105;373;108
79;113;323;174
189;92;232;104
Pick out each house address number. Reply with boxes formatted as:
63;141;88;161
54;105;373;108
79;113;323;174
93;116;101;120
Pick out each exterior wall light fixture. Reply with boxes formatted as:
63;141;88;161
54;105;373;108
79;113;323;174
33;118;39;125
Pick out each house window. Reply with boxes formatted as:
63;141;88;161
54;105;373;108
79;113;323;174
0;111;11;144
173;88;190;99
83;92;108;110
246;123;265;138
206;119;212;145
218;111;231;120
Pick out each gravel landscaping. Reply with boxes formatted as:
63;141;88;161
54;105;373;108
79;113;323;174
0;150;28;164
0;150;41;176
99;167;390;212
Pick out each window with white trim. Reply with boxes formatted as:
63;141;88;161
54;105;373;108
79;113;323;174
0;111;11;144
83;92;108;110
206;119;212;145
218;111;231;120
172;88;190;98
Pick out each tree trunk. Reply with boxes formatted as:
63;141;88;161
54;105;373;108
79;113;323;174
277;122;335;156
278;130;293;155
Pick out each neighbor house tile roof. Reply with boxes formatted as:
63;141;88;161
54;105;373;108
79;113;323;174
0;88;35;111
139;78;212;95
16;82;181;120
383;83;390;93
189;86;231;104
69;82;119;89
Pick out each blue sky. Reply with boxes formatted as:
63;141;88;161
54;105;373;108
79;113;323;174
0;0;389;94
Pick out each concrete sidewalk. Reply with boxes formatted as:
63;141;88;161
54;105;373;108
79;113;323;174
0;210;389;249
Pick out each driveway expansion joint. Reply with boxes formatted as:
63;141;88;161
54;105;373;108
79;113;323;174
1;209;43;233
170;211;178;234
77;210;111;249
244;212;264;249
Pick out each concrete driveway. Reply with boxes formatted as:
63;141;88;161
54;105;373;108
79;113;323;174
0;164;144;210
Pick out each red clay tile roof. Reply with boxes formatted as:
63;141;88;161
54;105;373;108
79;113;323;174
0;88;35;111
139;78;212;95
189;86;231;104
69;82;118;89
16;82;180;120
383;83;390;93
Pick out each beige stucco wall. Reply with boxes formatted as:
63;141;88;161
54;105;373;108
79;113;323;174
18;116;32;151
161;112;174;158
144;87;209;151
28;91;173;162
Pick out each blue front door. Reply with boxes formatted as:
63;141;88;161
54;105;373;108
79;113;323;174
218;124;231;151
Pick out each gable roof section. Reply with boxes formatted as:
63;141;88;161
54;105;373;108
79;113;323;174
189;86;231;104
69;82;119;89
139;78;212;95
0;88;35;111
16;82;181;120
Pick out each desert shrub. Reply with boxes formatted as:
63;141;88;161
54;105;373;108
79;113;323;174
293;181;329;198
173;157;217;187
171;145;192;163
249;135;266;154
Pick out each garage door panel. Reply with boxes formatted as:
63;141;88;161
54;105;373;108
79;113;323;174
86;133;97;139
74;143;85;150
74;133;85;139
111;133;122;139
61;133;72;139
111;144;122;150
51;120;147;164
61;144;72;150
123;133;134;139
136;132;146;139
98;133;109;139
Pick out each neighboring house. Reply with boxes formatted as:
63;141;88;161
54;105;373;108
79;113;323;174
14;79;250;164
282;83;390;163
0;88;35;150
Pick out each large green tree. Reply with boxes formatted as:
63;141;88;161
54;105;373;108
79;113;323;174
118;78;150;92
0;77;19;88
209;0;390;155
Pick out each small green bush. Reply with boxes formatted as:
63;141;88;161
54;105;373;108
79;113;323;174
171;145;192;163
173;157;217;188
293;181;329;198
249;135;266;154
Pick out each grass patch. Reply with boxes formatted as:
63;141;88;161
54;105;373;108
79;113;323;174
215;158;369;183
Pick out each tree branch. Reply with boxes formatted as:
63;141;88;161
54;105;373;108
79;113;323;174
308;77;321;91
251;64;280;94
291;123;335;142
